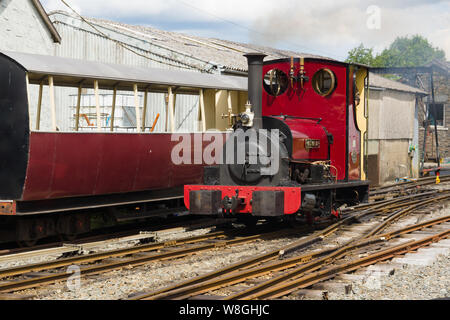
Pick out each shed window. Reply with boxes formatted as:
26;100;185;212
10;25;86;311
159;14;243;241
428;104;444;127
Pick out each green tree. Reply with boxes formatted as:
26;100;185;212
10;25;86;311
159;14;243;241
346;35;446;67
345;43;375;66
373;35;446;67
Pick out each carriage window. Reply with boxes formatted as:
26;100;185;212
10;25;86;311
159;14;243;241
263;69;289;97
312;68;336;97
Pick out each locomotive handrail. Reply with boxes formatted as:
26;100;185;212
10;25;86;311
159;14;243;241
270;115;323;124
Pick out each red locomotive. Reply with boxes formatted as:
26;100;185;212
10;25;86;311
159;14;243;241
185;53;370;224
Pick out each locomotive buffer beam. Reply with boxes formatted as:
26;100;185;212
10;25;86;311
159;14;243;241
188;189;287;217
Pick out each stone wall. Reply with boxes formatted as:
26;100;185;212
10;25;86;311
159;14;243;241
417;70;450;161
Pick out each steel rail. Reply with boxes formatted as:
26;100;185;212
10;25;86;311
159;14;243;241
3;189;445;296
143;214;450;300
370;175;450;196
363;193;450;238
226;214;450;300
0;216;228;256
343;189;442;212
132;194;449;300
225;196;449;300
129;198;404;300
0;227;300;293
371;174;448;191
243;229;450;300
0;230;231;279
2;193;416;293
0;221;286;279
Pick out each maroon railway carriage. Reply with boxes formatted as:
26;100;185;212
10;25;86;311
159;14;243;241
0;51;246;243
185;54;370;224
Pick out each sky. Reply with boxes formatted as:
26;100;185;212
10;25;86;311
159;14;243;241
41;0;450;61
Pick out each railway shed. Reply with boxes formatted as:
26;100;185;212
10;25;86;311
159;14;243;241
367;73;428;186
372;61;450;168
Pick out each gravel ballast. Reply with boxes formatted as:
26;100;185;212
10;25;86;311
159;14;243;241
329;252;450;300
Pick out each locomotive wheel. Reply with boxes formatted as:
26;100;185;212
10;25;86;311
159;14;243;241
283;214;301;228
17;239;38;247
56;213;90;242
60;233;77;242
237;215;258;228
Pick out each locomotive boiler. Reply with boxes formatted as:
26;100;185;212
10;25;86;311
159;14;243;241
185;53;370;223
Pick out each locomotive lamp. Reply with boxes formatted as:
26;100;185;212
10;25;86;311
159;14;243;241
239;102;254;127
221;101;255;128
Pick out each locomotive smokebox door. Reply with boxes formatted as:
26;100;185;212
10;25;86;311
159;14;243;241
252;191;284;217
189;190;222;215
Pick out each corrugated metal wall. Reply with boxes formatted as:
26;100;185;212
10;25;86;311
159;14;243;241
66;91;199;133
53;23;193;70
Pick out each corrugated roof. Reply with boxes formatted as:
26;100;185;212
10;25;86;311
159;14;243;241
89;16;334;73
50;11;334;73
49;11;429;97
369;72;427;95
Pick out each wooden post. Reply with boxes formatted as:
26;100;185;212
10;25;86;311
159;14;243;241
48;76;57;131
227;90;233;128
134;84;141;133
25;73;32;129
199;89;206;132
94;80;101;131
110;86;117;132
74;85;82;131
36;81;43;131
164;93;169;132
141;88;148;132
168;87;175;133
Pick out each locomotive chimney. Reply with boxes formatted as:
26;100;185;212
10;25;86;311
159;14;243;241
244;53;266;130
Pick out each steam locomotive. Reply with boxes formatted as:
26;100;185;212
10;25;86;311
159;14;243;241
185;53;370;224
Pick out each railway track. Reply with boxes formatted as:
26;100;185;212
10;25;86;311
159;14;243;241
0;217;234;261
227;220;450;300
2;174;442;256
1;186;447;299
0;222;306;294
0;214;227;256
129;190;449;300
369;174;450;200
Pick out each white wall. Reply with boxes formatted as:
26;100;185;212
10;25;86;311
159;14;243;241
369;89;416;141
0;0;54;55
368;88;420;182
